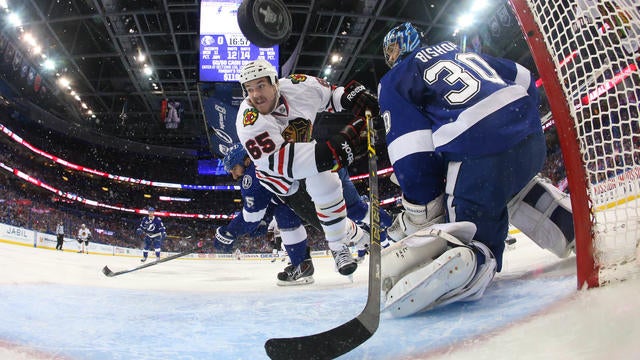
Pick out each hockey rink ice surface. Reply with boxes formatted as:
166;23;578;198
1;235;639;360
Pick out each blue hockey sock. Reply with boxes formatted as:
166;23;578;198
284;241;308;267
347;200;368;223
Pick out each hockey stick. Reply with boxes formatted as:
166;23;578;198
166;234;193;240
101;242;206;277
264;110;382;359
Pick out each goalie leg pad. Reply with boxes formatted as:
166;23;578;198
383;246;476;318
381;221;478;293
508;175;575;258
381;231;448;293
435;240;497;307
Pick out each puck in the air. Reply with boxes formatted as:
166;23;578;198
237;0;292;48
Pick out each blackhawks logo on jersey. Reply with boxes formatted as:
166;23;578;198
282;118;312;142
242;108;259;127
288;74;308;84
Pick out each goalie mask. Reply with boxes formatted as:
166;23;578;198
383;22;425;68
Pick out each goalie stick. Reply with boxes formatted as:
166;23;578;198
264;110;382;359
102;242;205;277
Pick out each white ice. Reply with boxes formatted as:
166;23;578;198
0;234;639;360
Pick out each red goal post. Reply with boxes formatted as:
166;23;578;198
509;0;640;288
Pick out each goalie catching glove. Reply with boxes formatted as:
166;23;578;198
315;116;367;172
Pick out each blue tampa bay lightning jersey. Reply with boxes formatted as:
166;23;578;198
137;216;166;238
223;162;292;236
379;41;541;204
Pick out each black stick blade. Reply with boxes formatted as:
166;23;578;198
264;318;373;360
102;266;115;277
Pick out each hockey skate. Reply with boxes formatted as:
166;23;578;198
331;243;357;276
346;221;369;253
140;257;147;263
277;259;314;286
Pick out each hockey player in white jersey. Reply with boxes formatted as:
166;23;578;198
377;22;574;317
235;59;379;276
76;223;91;254
268;219;288;263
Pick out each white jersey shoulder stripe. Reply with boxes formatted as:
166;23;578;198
514;63;532;90
243;207;267;223
388;129;434;165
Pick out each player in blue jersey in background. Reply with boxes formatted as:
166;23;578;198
377;22;549;317
136;207;167;262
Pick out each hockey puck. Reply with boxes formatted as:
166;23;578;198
237;0;292;48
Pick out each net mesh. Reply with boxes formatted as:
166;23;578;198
525;0;640;282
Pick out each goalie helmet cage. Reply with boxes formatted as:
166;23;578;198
509;0;640;288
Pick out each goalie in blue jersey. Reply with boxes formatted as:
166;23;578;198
378;22;574;317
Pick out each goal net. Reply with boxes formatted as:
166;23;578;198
510;0;640;287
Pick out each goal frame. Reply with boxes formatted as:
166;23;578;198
509;0;599;288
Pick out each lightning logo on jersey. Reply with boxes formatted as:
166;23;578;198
242;174;252;189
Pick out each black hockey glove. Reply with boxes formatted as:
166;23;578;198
214;227;236;253
315;117;367;172
340;80;379;118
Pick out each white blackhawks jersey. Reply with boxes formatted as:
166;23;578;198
77;228;91;240
267;218;281;238
236;74;346;196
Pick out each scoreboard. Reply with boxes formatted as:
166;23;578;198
199;0;279;82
